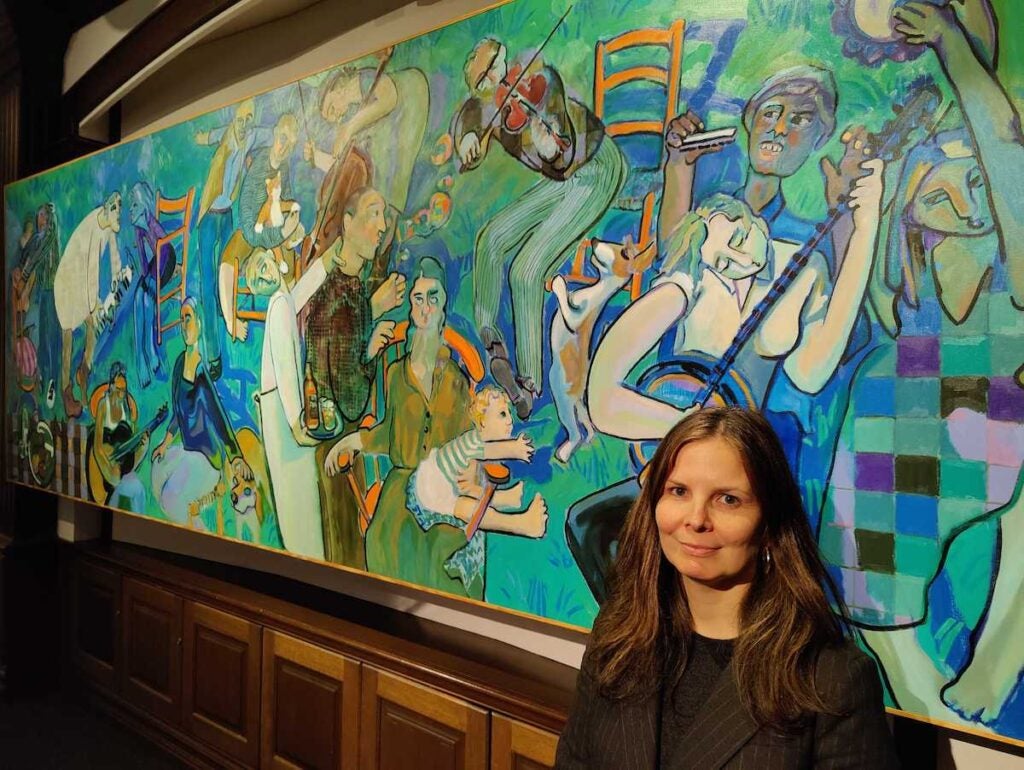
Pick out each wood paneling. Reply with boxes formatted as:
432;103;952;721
490;715;558;770
122;578;182;725
184;601;261;767
73;560;121;692
360;666;488;770
261;629;360;770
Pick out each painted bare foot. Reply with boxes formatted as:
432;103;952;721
503;481;525;510
942;669;1010;726
520;493;548;539
555;439;578;464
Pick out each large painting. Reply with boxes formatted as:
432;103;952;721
5;0;1024;743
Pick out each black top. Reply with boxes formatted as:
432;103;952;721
660;634;735;766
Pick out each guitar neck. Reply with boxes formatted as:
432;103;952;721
694;202;847;406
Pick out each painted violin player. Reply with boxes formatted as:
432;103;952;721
453;19;626;418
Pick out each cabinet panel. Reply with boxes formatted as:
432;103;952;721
490;715;558;770
261;629;360;770
122;578;182;725
360;666;488;770
73;561;121;692
183;601;261;767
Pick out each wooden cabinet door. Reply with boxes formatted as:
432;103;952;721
183;601;261;767
261;629;360;770
360;667;488;770
73;561;121;692
121;578;183;726
490;715;558;770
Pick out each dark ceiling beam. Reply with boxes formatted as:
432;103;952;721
65;0;246;130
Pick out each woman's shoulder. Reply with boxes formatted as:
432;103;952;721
814;640;883;707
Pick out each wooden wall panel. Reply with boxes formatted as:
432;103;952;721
360;666;488;770
183;601;261;767
122;577;182;725
490;715;557;770
261;629;360;770
73;561;120;692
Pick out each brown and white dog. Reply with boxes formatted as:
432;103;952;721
549;236;656;463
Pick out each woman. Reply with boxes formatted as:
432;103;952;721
556;408;899;769
326;257;473;596
151;297;249;533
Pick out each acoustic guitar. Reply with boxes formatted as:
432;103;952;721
87;404;168;504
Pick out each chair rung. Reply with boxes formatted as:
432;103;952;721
159;287;182;303
159;319;182;333
603;28;674;53
237;311;266;322
606;121;665;137
602;66;668;92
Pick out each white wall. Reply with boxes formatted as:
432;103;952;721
67;0;1024;765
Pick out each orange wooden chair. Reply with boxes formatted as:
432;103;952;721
155;187;194;344
558;20;685;300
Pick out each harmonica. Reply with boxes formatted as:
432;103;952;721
666;126;737;152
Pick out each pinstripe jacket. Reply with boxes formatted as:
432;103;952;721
555;642;900;770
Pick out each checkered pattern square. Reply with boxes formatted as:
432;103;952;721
820;279;1023;627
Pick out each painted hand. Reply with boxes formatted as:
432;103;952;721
370;272;406;317
458;132;482;167
325;434;360;477
456;460;484;498
893;2;958;47
512;434;535;462
821;125;872;210
849;158;885;224
665;110;722;165
366;320;397;360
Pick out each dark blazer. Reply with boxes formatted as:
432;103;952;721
555;642;900;770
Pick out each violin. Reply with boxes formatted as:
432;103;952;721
493;62;571;152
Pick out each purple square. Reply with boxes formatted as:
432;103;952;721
897;336;940;377
856;453;895;493
989;377;1024;422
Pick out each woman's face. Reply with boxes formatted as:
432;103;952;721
655;436;763;590
181;306;200;347
701;214;768;280
909;157;994;236
410;276;444;330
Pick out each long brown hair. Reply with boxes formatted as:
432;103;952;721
586;407;848;728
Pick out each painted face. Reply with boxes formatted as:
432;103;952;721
410;276;444;330
321;76;361;123
270;128;296;168
110;375;128;409
479;394;514;441
655;436;763;590
701;213;769;280
233;109;254;141
344;190;387;263
105;194;122;233
35;206;49;232
129;194;146;228
250;252;282;297
909;158;994;236
470;43;506;94
748;94;826;178
181;305;200;347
